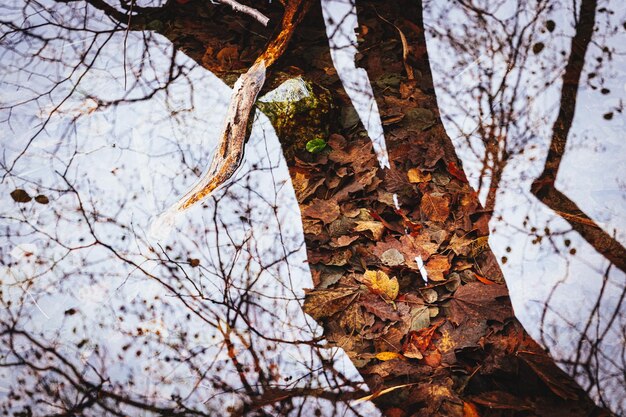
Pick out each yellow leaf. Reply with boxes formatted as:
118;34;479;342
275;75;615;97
363;270;399;300
352;383;418;405
375;351;404;361
407;168;432;183
354;221;385;240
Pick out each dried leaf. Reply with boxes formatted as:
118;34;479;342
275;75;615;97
302;218;323;235
448;234;473;256
303;199;340;224
375;351;405;361
407;168;432;183
303;287;358;320
308;249;352;266
10;189;31;203
352;383;416;405
403;324;439;359
362;293;402;321
447;161;468;183
463;402;480;417
380;248;405;266
339;302;370;332
409;305;430;332
421;192;450;222
34;195;49;204
425;255;450;281
448;282;512;326
329;235;359;248
518;351;580;400
470;391;533;410
363;270;399;300
354;221;385;240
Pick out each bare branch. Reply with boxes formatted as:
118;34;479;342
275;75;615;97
530;0;626;273
212;0;270;26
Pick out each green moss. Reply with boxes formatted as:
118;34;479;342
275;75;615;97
256;77;333;158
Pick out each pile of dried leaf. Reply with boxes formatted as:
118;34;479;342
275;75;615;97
280;2;608;416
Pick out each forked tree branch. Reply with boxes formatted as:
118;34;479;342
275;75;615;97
530;0;626;273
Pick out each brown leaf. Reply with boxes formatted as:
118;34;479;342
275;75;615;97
10;189;31;203
423;349;442;368
384;168;413;193
448;282;512;326
291;171;325;203
421;192;450;222
354;221;385;240
518;351;580;400
303;199;340;224
303;287;358;320
328;141;375;171
371;236;431;271
380;248;405;266
448;234;473;256
363;359;430;379
216;45;239;70
339;302;371;332
34;195;49;204
408;305;430;331
302;218;323;235
329;235;359;248
362;292;402;321
425;255;450;281
446;161;468;183
308;249;351;266
402;324;439;358
470;391;533;410
374;327;405;352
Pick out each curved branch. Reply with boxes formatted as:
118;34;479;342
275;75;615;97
159;0;314;216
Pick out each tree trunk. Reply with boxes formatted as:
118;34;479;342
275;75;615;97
135;0;611;415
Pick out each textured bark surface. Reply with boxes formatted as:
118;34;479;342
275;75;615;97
139;1;611;415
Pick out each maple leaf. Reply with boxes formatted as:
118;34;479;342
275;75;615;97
402;322;440;359
362;270;399;300
447;282;512;326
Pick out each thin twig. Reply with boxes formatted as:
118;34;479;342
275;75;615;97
211;0;270;26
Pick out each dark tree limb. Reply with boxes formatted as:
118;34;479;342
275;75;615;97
530;0;626;274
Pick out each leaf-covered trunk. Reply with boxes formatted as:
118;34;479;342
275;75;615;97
146;0;610;415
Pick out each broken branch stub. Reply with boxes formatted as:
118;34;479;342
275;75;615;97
154;0;313;230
